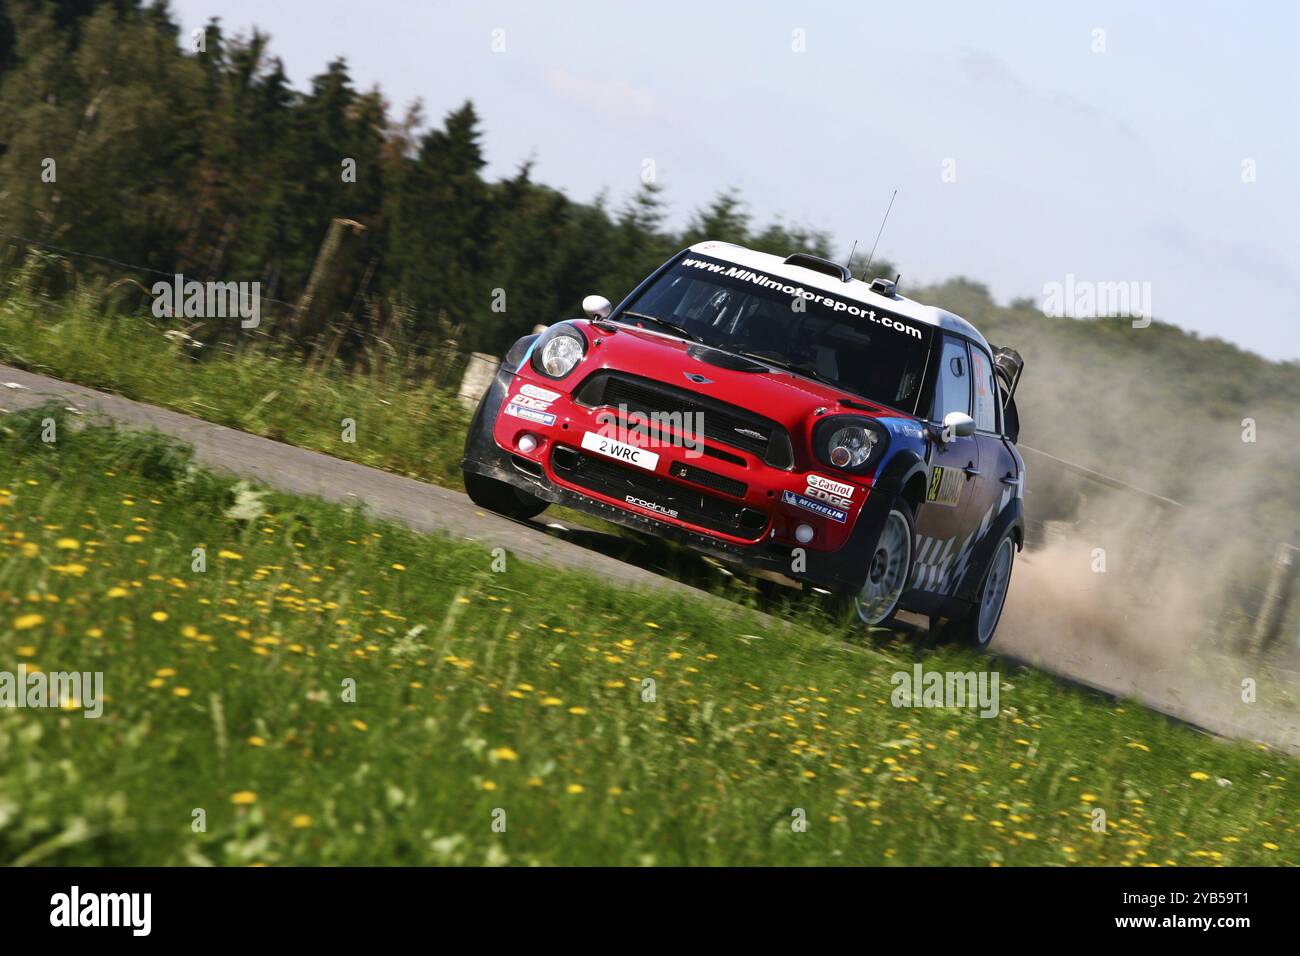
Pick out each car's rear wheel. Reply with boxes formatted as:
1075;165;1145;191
462;470;549;521
853;501;915;627
943;531;1015;647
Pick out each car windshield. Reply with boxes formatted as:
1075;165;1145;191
617;253;933;413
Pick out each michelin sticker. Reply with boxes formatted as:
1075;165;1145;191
505;402;556;426
782;489;847;523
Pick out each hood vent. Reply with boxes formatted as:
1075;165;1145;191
686;344;768;372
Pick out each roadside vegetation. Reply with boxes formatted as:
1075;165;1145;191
0;405;1294;865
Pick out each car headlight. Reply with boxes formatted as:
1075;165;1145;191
813;416;889;474
531;325;588;379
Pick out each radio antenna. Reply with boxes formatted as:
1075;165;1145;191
861;189;897;280
844;238;858;270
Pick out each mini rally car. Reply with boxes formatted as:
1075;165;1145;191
462;242;1026;645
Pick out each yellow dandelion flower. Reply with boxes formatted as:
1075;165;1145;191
391;563;406;571
20;542;39;558
492;747;519;761
151;611;168;622
13;613;44;630
124;535;144;544
351;719;368;732
217;550;243;560
644;621;660;629
1189;771;1210;781
540;697;563;707
16;646;36;658
230;791;257;805
155;667;176;677
172;687;192;698
565;783;585;794
481;780;497;791
247;736;266;747
291;814;312;829
55;538;80;550
147;678;165;689
106;587;129;599
568;706;588;715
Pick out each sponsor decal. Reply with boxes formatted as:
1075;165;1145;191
504;402;556;427
926;465;963;506
518;383;560;402
581;430;659;471
807;473;854;499
679;257;926;341
805;473;854;509
782;489;847;523
625;495;679;519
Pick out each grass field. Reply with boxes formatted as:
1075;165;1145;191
0;287;472;488
0;404;1295;865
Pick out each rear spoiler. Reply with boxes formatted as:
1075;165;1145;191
992;346;1023;402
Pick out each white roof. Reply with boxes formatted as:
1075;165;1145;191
688;241;990;352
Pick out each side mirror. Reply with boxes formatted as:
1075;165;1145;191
582;294;612;319
941;411;976;440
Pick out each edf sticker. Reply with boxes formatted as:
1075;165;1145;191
927;466;963;506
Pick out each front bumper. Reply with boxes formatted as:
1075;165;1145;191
461;367;898;595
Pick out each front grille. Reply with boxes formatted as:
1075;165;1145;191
667;460;747;498
551;447;768;540
575;371;793;469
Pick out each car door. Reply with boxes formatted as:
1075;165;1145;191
967;344;1017;537
912;334;980;592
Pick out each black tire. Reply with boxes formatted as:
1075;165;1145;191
943;530;1016;647
462;469;549;521
851;499;916;628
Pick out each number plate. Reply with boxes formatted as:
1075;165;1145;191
580;431;659;471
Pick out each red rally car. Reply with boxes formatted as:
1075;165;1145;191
461;241;1026;646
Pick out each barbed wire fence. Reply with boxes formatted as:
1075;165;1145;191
0;222;475;391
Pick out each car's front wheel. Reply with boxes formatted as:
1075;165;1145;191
462;470;549;521
853;501;915;627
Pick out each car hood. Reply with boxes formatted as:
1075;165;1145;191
571;321;913;431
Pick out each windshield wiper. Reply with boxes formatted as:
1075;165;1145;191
738;350;837;386
619;311;702;343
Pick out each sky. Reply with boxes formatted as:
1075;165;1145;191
172;0;1300;361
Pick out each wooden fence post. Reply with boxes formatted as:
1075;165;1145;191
458;353;501;410
294;218;365;344
1249;542;1297;654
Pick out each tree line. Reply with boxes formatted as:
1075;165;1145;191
0;0;888;356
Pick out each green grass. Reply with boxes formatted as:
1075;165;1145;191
0;287;472;488
0;404;1295;865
